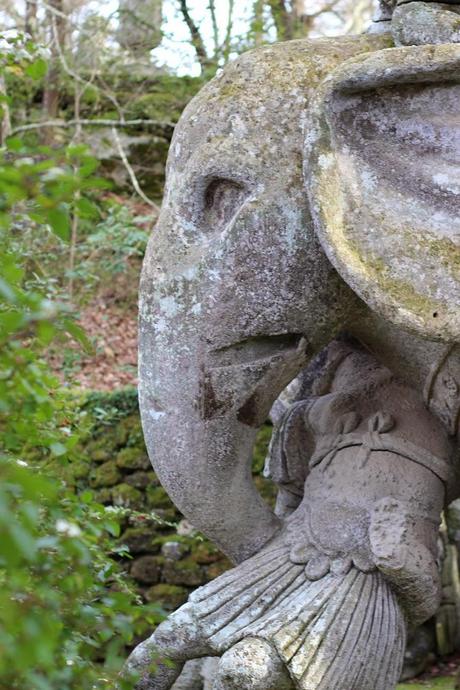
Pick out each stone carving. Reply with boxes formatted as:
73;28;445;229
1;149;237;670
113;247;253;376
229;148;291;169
127;343;456;689
126;2;460;688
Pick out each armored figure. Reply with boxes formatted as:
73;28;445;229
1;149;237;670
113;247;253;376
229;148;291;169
126;343;456;689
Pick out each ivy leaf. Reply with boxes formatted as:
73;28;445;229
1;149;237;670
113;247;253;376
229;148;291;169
75;197;99;219
49;442;67;457
47;206;70;241
25;58;48;80
61;318;94;355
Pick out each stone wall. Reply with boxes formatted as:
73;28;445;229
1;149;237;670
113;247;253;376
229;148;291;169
64;388;273;614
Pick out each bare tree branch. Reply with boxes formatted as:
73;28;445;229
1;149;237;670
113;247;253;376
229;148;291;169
251;0;265;47
42;0;67;129
177;0;209;74
308;0;342;21
0;73;12;145
208;0;220;59
267;0;292;40
25;0;38;39
111;126;160;213
223;0;235;63
11;119;174;135
27;0;70;23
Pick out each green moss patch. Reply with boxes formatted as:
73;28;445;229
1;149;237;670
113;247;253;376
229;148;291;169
398;679;457;689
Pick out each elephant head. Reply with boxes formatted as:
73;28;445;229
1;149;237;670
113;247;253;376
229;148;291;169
138;33;460;564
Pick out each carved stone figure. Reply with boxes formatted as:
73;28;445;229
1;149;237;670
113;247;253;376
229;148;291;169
127;342;457;689
125;2;460;689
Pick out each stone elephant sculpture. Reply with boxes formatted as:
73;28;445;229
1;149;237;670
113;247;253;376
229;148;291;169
127;15;460;690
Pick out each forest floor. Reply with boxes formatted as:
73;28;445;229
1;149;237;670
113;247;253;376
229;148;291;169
50;295;139;391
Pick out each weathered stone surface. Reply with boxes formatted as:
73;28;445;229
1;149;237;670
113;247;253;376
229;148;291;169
130;9;460;690
392;2;460;45
138;32;394;566
89;460;121;488
120;527;160;555
145;583;188;610
124;471;154;490
128;344;458;690
161;541;190;561
116;447;151;471
162;558;206;587
306;43;460;344
130;555;162;585
111;482;144;509
213;638;293;690
145;484;172;509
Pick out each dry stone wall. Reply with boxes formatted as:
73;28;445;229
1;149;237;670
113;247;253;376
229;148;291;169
65;388;273;613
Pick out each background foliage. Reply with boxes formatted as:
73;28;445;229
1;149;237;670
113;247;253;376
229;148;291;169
0;41;164;690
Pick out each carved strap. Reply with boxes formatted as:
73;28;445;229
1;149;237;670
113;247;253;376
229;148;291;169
310;413;453;485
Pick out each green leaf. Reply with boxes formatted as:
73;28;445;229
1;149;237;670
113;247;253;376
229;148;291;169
75;197;99;219
49;442;67;457
5;137;24;152
61;318;94;355
0;312;24;335
25;58;48;80
0;277;16;303
47;206;70;241
105;521;121;538
37;321;56;345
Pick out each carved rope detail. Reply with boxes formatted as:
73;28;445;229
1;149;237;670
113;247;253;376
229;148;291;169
310;411;453;485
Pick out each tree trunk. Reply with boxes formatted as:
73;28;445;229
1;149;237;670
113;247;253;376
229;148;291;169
252;0;265;47
25;0;38;39
42;0;66;142
0;74;12;145
267;0;314;41
267;0;293;40
178;0;211;75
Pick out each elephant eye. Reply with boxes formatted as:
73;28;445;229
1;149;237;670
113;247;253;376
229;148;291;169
204;178;247;228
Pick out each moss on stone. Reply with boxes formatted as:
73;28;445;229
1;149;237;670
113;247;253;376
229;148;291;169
130;555;162;585
111;482;144;509
145;583;188;611
124;470;155;490
149;508;179;527
89;460;122;488
67;458;92;481
119;526;161;555
397;680;456;689
146;484;174;510
189;541;222;565
252;422;272;474
205;559;232;581
116;446;151;471
151;534;194;549
161;540;191;560
93;488;113;505
86;436;117;463
113;414;144;447
162;558;206;587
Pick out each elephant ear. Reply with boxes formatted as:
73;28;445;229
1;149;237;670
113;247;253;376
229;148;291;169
305;44;460;342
